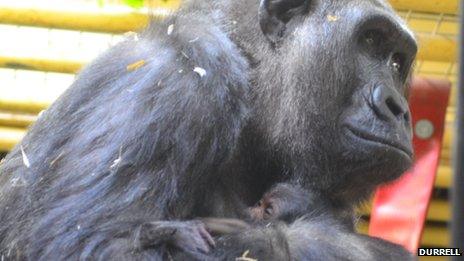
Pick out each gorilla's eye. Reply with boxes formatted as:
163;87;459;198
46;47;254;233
390;53;404;73
361;29;388;59
264;205;274;217
363;30;384;47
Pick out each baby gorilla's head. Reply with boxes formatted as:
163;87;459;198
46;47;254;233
248;183;314;223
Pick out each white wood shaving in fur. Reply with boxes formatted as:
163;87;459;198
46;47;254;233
167;24;174;35
194;67;207;77
20;145;30;168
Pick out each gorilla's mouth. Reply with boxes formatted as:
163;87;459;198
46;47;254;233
344;125;413;159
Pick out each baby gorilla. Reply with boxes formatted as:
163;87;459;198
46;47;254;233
137;183;349;259
248;183;316;223
136;184;313;257
159;184;316;260
147;184;413;260
135;218;251;257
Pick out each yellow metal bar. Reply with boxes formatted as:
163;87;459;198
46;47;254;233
0;115;449;189
0;5;457;63
443;123;452;149
0;125;453;189
0;105;454;175
0;6;152;33
447;108;456;122
441;149;450;163
0;126;24;151
0;37;455;74
420;257;447;261
0;1;457;34
421;226;450;247
426;200;450;222
147;0;181;10
0;99;48;114
436;165;451;188
417;34;458;63
0;111;36;128
0;56;83;74
357;221;449;247
359;199;450;222
390;0;458;15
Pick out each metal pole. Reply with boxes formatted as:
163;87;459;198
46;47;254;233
451;0;464;259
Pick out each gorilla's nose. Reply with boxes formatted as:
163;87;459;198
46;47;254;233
372;85;410;124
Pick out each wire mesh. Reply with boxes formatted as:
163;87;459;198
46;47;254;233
398;11;459;84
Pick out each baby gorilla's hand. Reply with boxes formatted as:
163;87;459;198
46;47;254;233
136;220;215;254
200;217;250;236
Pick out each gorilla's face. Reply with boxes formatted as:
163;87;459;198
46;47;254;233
257;0;417;190
339;15;416;182
329;2;417;183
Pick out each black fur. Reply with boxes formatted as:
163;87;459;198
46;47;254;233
0;0;417;260
207;217;413;261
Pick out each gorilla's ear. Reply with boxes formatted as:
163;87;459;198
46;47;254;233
259;0;310;46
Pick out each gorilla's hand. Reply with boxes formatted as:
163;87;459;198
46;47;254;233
201;217;251;236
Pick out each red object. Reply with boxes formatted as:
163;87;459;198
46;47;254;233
368;78;451;253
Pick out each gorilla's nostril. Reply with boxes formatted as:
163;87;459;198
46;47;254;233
372;85;408;122
403;112;410;123
385;97;404;117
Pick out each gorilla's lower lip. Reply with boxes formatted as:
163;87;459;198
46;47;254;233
344;126;413;159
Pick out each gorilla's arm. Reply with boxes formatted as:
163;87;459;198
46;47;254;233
209;218;413;261
0;14;249;260
284;219;413;261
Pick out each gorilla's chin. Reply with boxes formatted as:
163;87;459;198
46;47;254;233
344;125;413;160
342;125;414;181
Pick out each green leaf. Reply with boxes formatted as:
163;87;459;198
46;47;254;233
123;0;144;8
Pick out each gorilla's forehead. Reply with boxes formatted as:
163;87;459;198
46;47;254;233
322;0;416;42
369;0;416;40
367;0;416;40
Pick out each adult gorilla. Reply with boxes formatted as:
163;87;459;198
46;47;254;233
0;0;416;259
